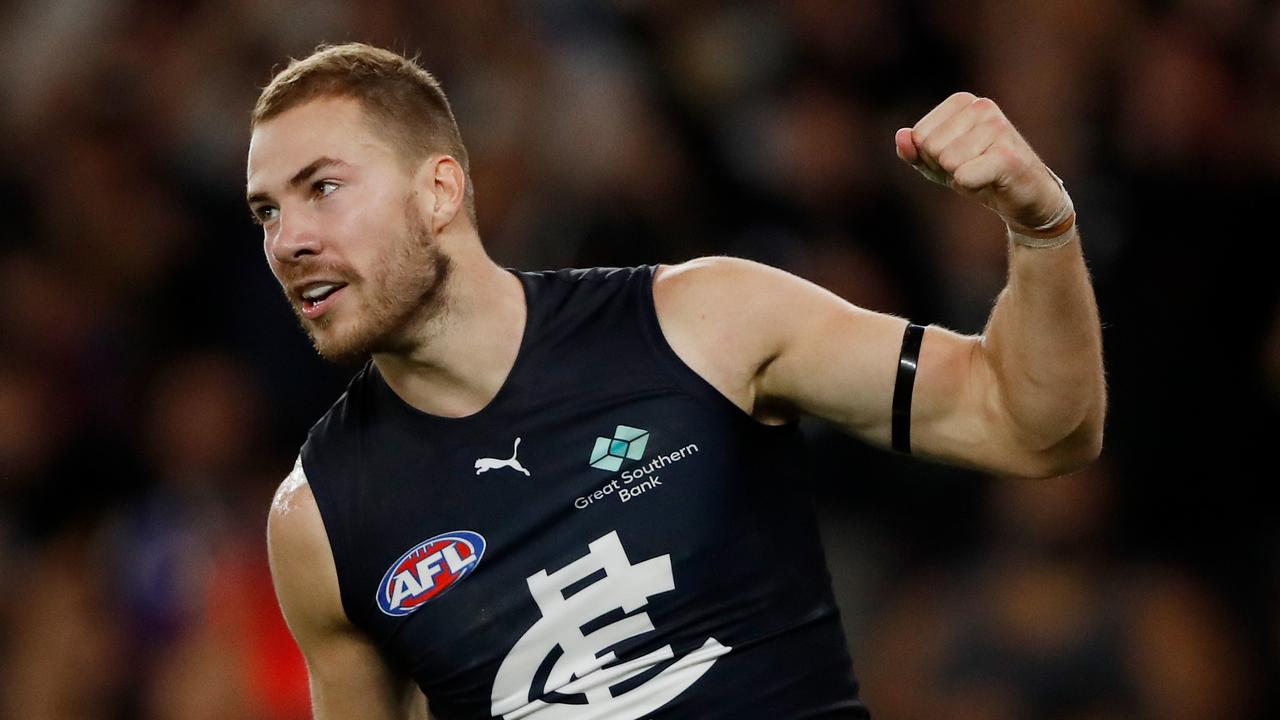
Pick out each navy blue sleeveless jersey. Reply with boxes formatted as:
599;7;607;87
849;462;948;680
299;265;870;719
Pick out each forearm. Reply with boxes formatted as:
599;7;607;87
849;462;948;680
896;92;1106;471
979;226;1106;464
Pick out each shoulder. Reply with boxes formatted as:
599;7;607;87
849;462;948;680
267;456;348;635
266;459;425;712
651;255;815;355
267;456;322;546
652;255;819;316
652;254;770;289
651;256;802;422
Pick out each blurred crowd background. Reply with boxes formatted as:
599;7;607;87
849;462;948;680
0;1;1277;718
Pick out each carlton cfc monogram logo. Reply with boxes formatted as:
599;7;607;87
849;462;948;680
490;530;729;719
376;531;486;616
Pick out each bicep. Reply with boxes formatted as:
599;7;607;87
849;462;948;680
267;465;428;719
738;264;1046;476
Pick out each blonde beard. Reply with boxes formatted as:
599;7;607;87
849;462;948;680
301;199;452;366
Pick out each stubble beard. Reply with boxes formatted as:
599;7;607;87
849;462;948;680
300;200;452;367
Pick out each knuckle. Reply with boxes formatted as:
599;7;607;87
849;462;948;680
949;91;977;104
971;96;998;112
937;146;962;171
950;163;979;188
981;113;1006;130
952;173;979;191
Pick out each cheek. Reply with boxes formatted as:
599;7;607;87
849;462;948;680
264;251;286;283
334;194;406;251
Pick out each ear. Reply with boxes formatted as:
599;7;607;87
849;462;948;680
417;155;468;233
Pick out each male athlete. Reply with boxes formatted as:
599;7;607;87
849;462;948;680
255;44;1105;719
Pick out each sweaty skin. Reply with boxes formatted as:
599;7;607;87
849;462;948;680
271;456;308;519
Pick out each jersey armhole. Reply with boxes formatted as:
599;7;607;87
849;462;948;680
298;447;365;631
635;264;797;436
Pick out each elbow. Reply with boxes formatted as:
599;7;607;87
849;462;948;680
1004;374;1108;479
1052;381;1108;476
1020;415;1105;479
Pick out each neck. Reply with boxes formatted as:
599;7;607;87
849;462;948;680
372;238;526;418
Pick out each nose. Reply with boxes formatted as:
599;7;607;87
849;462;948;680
266;210;322;265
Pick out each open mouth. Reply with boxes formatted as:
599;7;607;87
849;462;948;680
299;282;349;319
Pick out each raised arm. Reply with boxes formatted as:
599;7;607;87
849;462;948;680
653;94;1104;479
267;459;429;719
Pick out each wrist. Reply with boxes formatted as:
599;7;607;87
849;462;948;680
1005;166;1076;249
1007;221;1077;249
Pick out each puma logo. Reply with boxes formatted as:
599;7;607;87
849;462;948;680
475;437;531;477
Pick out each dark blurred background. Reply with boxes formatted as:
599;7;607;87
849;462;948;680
0;1;1277;718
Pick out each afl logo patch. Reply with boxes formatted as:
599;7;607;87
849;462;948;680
377;530;486;617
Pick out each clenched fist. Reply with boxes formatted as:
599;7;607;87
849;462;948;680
895;92;1075;243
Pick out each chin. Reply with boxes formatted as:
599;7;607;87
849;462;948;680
305;318;378;367
314;340;374;367
308;311;424;367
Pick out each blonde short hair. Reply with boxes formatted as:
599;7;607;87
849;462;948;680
253;43;475;222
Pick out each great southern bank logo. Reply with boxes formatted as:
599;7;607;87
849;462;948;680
589;425;650;471
376;530;485;617
578;425;700;510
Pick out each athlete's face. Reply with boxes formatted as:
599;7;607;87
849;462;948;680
246;96;450;365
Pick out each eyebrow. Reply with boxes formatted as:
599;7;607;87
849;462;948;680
246;156;348;206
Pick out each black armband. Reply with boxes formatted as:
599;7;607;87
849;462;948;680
892;323;927;453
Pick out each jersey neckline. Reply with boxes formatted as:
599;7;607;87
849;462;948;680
367;267;538;425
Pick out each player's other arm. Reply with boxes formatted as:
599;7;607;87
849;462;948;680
654;101;1104;479
267;462;429;719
